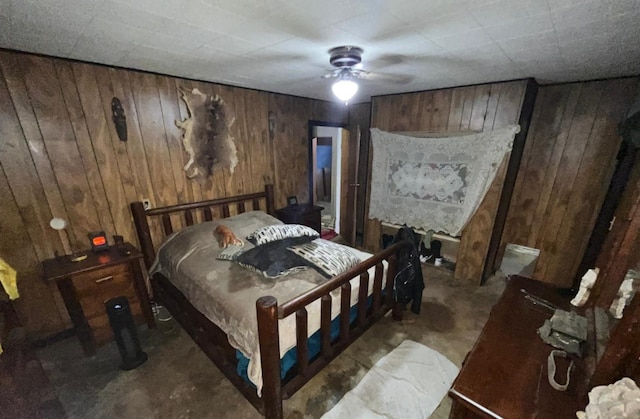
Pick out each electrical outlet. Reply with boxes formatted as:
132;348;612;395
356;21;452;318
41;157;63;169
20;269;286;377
142;199;151;210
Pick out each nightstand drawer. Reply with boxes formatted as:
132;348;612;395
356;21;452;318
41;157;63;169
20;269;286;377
71;263;129;294
72;265;136;318
78;282;139;319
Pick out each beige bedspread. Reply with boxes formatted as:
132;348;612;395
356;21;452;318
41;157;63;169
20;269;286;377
149;211;384;396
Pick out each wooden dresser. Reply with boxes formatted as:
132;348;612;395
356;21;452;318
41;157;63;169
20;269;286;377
449;276;589;418
43;243;155;355
275;204;324;233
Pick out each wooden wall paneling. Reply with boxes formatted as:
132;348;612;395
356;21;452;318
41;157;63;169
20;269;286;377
469;85;492;132
483;80;539;280
458;86;478;130
93;67;139;202
22;56;101;247
54;62;117;240
129;71;179;207
221;84;251;200
454;81;527;282
244;89;272;193
269;94;302;206
527;85;582;249
429;89;452;131
111;69;175;242
492;81;527;129
0;60;63;258
447;87;466;131
552;79;639;285
498;79;640;287
155;74;192;229
533;82;604;284
108;69;158;205
395;94;415;130
348;102;372;236
499;88;558;250
130;71;182;243
0;165;66;336
492;85;548;270
481;83;502;133
71;62;136;244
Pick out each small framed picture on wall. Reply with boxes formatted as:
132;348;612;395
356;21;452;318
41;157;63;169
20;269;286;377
287;196;298;206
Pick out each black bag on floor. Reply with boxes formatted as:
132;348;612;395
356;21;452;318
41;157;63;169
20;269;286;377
392;226;425;314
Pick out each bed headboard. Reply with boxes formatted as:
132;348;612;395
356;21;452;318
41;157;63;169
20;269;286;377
130;184;275;269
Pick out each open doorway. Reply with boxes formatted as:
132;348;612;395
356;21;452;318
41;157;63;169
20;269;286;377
309;120;359;246
310;125;343;235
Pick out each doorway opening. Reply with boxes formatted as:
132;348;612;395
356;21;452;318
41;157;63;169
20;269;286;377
309;121;359;245
310;125;343;234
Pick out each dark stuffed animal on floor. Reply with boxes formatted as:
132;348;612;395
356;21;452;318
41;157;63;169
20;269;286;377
214;225;243;248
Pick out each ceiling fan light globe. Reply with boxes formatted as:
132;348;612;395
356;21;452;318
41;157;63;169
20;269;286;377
332;79;358;102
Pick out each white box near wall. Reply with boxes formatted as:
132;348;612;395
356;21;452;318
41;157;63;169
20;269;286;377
499;244;540;278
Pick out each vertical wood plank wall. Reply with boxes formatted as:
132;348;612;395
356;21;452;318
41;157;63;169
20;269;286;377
499;78;640;287
347;102;372;237
365;80;527;283
0;50;346;338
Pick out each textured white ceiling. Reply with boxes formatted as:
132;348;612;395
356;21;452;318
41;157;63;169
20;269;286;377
1;0;639;103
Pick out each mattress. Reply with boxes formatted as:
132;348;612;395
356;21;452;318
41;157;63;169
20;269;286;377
149;211;386;396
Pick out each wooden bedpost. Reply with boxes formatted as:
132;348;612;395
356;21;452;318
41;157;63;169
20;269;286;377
130;201;155;269
256;296;282;419
265;184;275;216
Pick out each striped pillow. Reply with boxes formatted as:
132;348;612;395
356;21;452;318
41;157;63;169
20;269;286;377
247;224;318;246
216;244;245;261
288;239;361;278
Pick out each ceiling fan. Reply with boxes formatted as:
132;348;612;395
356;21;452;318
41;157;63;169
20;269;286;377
322;46;413;102
322;46;367;103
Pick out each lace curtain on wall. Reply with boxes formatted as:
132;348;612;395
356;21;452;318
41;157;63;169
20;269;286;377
368;126;520;236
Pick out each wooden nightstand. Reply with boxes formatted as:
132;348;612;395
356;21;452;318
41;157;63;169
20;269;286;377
275;204;324;233
43;243;155;355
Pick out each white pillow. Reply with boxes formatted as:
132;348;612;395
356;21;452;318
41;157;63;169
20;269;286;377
246;224;319;245
288;239;361;278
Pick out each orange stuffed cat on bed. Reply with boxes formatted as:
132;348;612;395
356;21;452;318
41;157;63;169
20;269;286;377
215;224;243;248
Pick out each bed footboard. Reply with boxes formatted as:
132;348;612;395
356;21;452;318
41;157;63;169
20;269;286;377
256;241;410;419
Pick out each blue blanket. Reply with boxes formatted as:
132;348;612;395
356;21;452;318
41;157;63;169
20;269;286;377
236;300;365;386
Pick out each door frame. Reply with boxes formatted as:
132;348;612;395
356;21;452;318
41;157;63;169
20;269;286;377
308;120;347;205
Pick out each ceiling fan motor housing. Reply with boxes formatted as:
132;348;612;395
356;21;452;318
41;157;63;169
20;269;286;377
329;46;363;68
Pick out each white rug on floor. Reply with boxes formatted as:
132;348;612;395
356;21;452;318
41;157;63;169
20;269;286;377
322;340;459;419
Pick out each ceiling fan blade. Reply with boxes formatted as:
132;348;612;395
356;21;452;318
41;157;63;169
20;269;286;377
364;71;414;85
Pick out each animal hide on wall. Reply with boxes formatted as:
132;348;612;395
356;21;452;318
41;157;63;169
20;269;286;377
175;87;238;182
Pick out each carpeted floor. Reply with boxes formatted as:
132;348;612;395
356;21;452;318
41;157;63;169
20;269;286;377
37;266;506;418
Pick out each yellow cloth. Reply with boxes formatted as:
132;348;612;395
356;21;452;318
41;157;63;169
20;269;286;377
0;258;18;300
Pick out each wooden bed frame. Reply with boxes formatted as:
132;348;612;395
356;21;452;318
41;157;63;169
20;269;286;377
130;184;410;418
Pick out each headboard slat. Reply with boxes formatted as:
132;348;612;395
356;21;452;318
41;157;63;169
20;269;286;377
203;207;213;221
162;214;173;236
184;209;194;226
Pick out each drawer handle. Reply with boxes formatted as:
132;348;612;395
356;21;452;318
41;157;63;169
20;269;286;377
95;275;114;284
